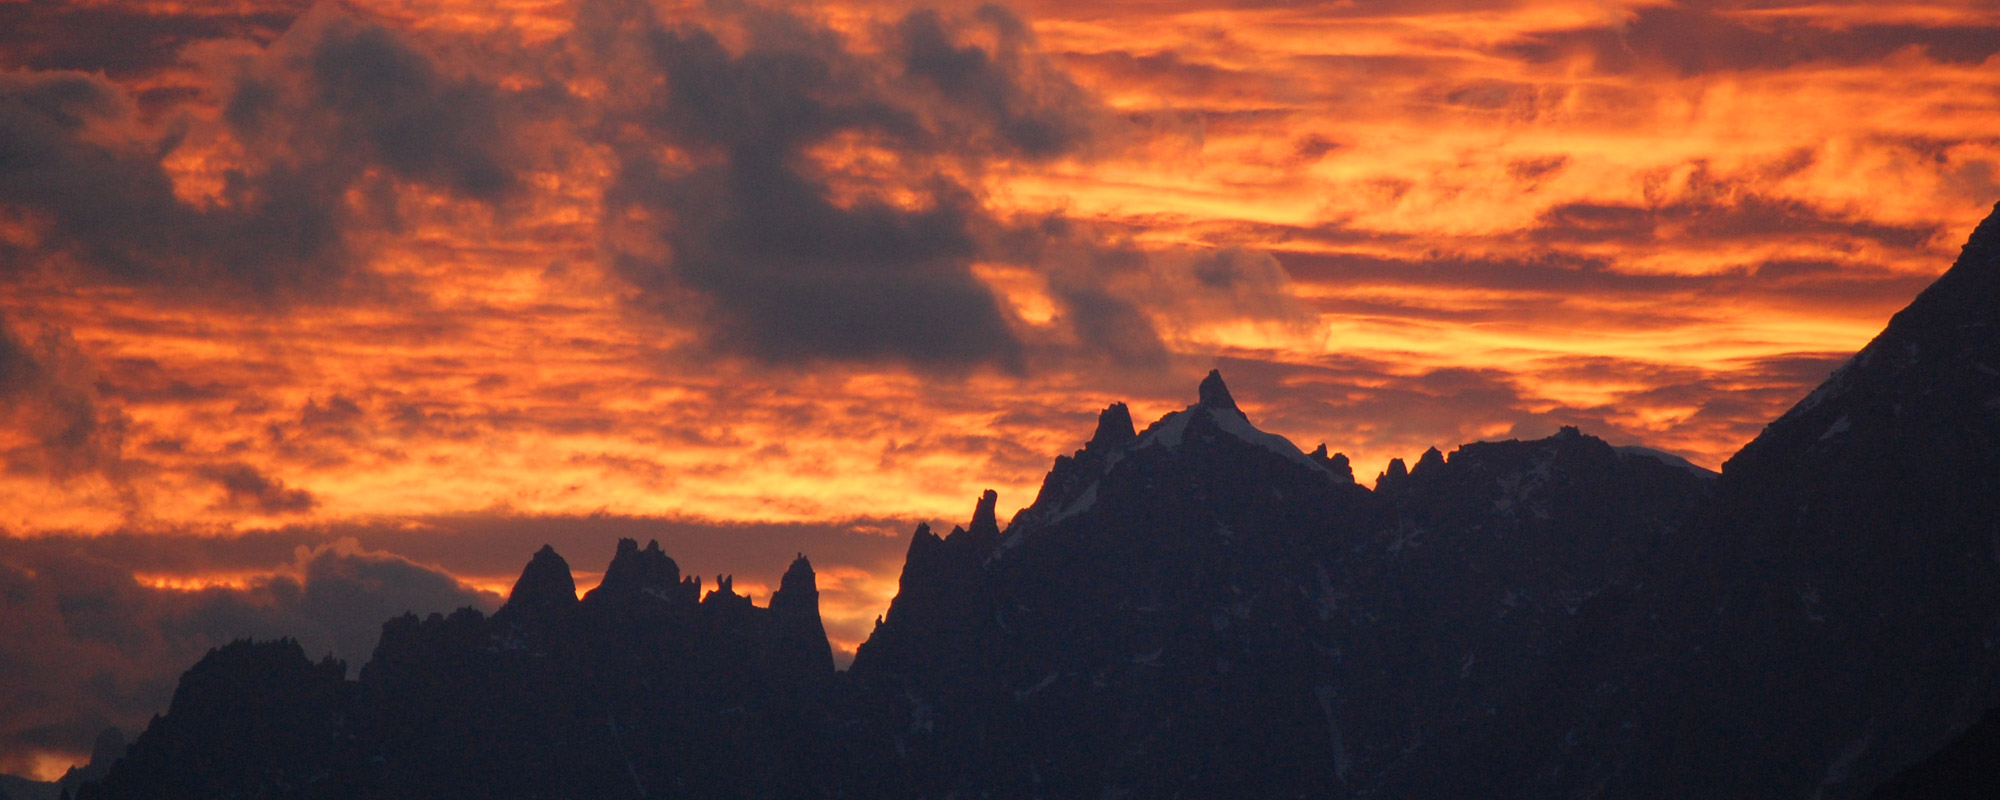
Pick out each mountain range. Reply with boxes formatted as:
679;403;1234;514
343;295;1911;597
63;203;2000;798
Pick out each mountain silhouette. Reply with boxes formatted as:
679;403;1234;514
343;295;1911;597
1439;200;2000;799
0;728;123;800
63;202;2000;798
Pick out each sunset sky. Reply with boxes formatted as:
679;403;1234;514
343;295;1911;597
4;0;2000;778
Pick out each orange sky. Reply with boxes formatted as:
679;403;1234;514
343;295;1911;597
3;0;1999;778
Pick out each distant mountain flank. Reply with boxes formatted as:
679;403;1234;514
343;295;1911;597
67;204;2000;799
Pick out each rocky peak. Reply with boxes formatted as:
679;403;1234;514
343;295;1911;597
1378;457;1409;489
1309;443;1356;484
776;554;817;601
1088;402;1137;450
968;489;1000;540
1197;369;1241;414
905;521;944;562
768;553;836;683
770;555;824;620
586;538;683;605
502;545;577;614
1413;446;1446;476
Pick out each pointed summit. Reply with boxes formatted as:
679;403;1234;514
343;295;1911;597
969;489;1000;539
503;545;577;614
1198;369;1239;412
769;552;836;686
1377;457;1409;490
1413;446;1446;476
778;553;817;597
1088;403;1137;450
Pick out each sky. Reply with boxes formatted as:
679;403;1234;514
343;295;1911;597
3;0;2000;778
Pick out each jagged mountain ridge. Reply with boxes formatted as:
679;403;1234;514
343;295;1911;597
66;372;1714;800
843;372;1714;798
59;200;2000;799
78;542;838;800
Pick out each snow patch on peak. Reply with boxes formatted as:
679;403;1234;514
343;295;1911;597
1136;404;1334;478
1614;445;1717;478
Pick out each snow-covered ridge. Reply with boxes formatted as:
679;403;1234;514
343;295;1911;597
1136;403;1335;478
1613;445;1717;478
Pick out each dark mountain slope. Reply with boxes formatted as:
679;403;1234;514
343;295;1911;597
1461;202;2000;799
1867;705;2000;799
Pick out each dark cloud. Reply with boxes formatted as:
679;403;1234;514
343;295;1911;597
892;5;1097;158
0;2;303;79
588;0;1052;371
1507;6;2000;76
0;315;123;480
0;537;496;775
1278;243;1936;319
1052;285;1172;366
1531;193;1937;249
233;10;521;200
199;463;317;514
0;8;524;304
581;0;1166;372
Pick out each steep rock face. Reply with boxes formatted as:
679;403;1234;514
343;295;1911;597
845;375;1713;798
78;640;351;800
1462;202;2000;800
768;555;838;694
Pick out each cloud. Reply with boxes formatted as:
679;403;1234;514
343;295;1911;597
0;315;123;481
580;0;1202;372
0;6;526;304
587;0;1053;371
1505;5;2000;77
222;8;522;201
199;463;317;514
0;536;497;776
891;5;1099;159
0;2;303;79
